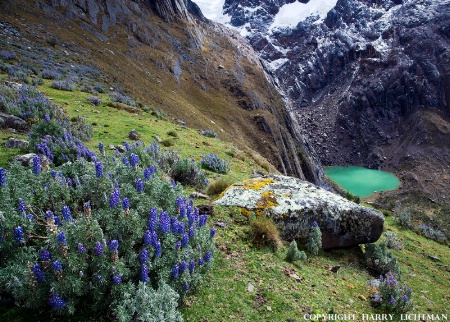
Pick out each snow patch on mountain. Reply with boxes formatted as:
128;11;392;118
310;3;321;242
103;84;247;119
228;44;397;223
270;0;338;31
191;0;230;23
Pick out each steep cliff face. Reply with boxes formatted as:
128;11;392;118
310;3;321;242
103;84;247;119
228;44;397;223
210;0;450;203
0;0;325;184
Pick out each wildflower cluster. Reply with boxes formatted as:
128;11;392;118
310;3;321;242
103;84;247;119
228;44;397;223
199;153;230;174
0;141;216;318
379;273;413;313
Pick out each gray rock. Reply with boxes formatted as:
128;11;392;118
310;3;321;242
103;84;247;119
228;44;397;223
190;192;209;199
370;293;382;308
367;279;381;288
152;135;163;143
214;175;384;249
0;113;28;131
13;153;50;168
5;138;29;149
128;129;140;141
116;145;126;153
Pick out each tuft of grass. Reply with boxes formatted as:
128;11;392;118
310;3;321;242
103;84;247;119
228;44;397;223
249;215;282;250
161;138;175;147
167;130;178;138
206;177;234;196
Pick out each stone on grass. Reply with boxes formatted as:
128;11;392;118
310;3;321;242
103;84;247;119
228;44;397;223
214;175;384;249
5;138;29;149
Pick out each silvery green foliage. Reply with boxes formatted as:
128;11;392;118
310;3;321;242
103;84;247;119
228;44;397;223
383;231;404;250
364;242;401;279
114;282;183;322
285;240;307;263
306;222;322;256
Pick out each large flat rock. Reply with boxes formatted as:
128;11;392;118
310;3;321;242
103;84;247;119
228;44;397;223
214;175;384;249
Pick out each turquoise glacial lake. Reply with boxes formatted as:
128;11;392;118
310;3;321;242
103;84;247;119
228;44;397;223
324;166;400;198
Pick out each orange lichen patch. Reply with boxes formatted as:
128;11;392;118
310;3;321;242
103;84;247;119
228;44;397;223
240;178;276;190
256;191;279;208
241;207;253;217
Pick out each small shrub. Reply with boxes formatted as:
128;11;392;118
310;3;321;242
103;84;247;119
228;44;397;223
167;130;178;138
306;221;322;256
0;51;17;60
41;69;62;80
415;224;447;244
87;96;102;106
51;79;75;91
364;242;401;278
199;153;230;174
201;130;218;138
110;92;138;107
383;231;404;250
285;240;307;263
170;158;208;190
32;78;44;86
206;177;233;196
396;208;412;228
379;273;413;314
161;139;175;147
249;216;281;249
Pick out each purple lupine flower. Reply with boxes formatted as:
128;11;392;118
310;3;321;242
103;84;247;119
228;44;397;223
159;211;170;233
143;230;153;246
51;170;57;179
204;251;211;263
109;189;121;208
175;240;181;252
143;165;156;180
155;240;161;258
39;249;51;261
148;208;157;231
84;202;91;210
49;294;66;309
171;179;177;188
312;221;318;228
390;296;395;304
171;217;179;234
124;141;131;151
97;275;103;281
32;264;46;282
0;168;6;187
122;156;130;166
54;216;62;227
109;240;119;251
78;243;86;254
95;161;103;178
403;295;409;302
189;259;195;275
140;248;149;264
94;241;103;256
210;227;216;238
114;180;119;189
14;226;24;243
178;222;185;235
130;153;139;169
27;213;34;221
181;234;189;248
179;204;186;219
18;199;26;213
172;264;179;279
189;226;194;238
198;258;204;266
44;114;51;122
112;275;122;284
98;142;104;153
140;264;149;283
176;197;185;207
32;155;41;175
52;260;63;272
122;198;130;211
57;232;66;245
66;178;73;187
62;206;73;221
184;282;189;292
180;260;187;273
188;213;195;227
136;178;144;193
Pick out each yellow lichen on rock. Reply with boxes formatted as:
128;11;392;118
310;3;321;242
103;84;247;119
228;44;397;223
241;207;253;217
240;178;276;190
257;191;278;208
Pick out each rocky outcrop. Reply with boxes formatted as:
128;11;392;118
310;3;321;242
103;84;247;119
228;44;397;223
4;138;29;149
0;113;28;131
214;175;384;249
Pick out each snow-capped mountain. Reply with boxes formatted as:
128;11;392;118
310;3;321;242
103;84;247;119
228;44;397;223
193;0;450;203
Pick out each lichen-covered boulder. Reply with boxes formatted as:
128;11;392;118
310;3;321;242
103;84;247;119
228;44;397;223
214;175;384;249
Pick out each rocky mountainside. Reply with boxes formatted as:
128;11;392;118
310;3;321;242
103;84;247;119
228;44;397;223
207;0;450;205
0;0;326;184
